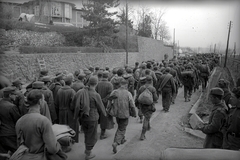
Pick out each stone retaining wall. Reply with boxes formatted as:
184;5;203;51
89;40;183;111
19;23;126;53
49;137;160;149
0;36;173;82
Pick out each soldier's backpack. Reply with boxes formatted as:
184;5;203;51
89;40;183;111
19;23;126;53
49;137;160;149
181;70;194;77
199;64;209;77
138;87;153;105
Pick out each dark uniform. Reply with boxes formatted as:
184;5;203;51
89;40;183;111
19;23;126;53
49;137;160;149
96;72;114;139
157;68;176;112
222;87;240;150
198;88;227;148
72;76;106;159
199;62;210;92
136;78;158;140
0;87;21;153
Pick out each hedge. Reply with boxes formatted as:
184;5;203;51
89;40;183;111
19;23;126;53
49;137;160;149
19;46;104;54
0;19;86;33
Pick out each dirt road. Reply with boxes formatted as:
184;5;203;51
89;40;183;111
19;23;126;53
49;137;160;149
66;87;204;160
114;87;203;160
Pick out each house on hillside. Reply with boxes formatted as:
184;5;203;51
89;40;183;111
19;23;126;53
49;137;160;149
0;0;89;27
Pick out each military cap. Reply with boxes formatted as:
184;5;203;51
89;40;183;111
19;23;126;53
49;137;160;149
146;62;152;68
55;73;63;81
105;67;109;71
126;68;133;74
78;74;86;80
64;76;73;83
27;89;43;105
88;76;98;85
84;69;92;75
120;78;128;85
74;70;80;77
97;70;103;77
168;63;174;67
117;68;124;76
140;76;146;82
210;87;224;96
12;78;23;86
95;67;99;71
88;66;94;72
165;67;171;73
232;87;240;98
140;63;147;68
3;86;17;94
40;69;48;75
102;71;109;78
32;81;44;89
42;76;51;82
146;75;152;81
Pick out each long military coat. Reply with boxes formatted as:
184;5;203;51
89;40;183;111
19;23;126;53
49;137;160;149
96;79;114;130
201;102;227;148
55;86;76;129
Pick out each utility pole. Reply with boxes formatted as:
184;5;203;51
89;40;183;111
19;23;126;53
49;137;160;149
125;0;128;65
178;40;179;56
173;28;175;57
224;21;232;67
214;44;216;54
234;42;236;58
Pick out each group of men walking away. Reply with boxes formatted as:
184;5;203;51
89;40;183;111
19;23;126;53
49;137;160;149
1;53;240;160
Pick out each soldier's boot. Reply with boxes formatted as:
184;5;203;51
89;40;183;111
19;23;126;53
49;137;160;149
140;129;146;140
147;123;151;131
185;97;188;102
85;150;95;160
139;116;143;123
112;142;118;154
100;129;107;140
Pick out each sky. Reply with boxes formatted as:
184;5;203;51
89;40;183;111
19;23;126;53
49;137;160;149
3;0;240;50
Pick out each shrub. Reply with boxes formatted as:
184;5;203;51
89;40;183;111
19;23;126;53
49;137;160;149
0;19;86;33
5;29;65;47
19;46;104;54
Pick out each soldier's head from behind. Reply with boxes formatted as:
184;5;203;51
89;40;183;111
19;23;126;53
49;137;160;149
232;87;240;99
145;69;151;75
78;74;86;82
42;76;51;87
146;75;152;84
97;70;103;80
27;89;43;106
102;71;109;79
117;68;124;77
164;67;171;74
3;86;17;100
218;79;229;89
140;76;146;85
12;78;23;90
126;68;133;74
55;73;64;82
88;76;98;87
209;87;224;104
64;76;73;86
120;77;128;89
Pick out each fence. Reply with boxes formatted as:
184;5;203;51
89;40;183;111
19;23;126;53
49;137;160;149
220;55;240;70
220;54;240;87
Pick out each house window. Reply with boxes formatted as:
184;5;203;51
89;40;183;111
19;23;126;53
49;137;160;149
65;4;72;19
34;6;39;16
52;2;61;17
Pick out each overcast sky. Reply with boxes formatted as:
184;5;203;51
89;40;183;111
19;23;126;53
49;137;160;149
3;0;240;50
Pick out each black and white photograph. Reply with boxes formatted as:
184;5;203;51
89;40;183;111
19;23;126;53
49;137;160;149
0;0;240;160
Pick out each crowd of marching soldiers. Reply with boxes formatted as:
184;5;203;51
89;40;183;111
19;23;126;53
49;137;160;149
1;53;228;159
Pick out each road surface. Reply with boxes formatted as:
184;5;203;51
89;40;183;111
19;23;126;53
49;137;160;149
66;87;203;160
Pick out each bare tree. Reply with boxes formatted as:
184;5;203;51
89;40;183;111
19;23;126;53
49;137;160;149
130;6;150;31
159;20;171;43
151;9;165;40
